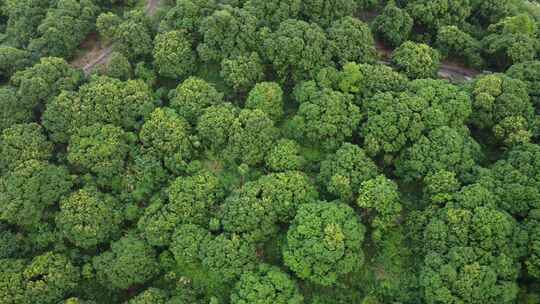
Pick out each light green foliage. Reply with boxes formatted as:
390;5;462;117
0;47;32;80
0;123;52;173
96;12;121;42
230;264;303;304
24;252;79;303
300;0;357;27
153;30;196;79
11;57;82;110
423;170;461;205
361;79;472;159
392;41;441;79
170;224;211;266
265;139;305;171
28;0;99;58
395;126;482;182
245;0;301;28
436;26;484;68
67;124;133;182
170;77;224;125
372;3;413;47
220;52;264;93
128;288;168;304
200;233;257;282
290;83;361;150
318;143;378;201
526;210;540;279
357;175;402;240
139;107;194;174
419;184;522;304
92;234;159;289
0;160;73;228
198;7;259;62
105;52;132;80
159;0;217;33
56;187;122;249
113;10;153;61
0;259;27;304
245;82;284;121
263;19;333;83
405;0;472;31
196;103;237;152
283;202;365;286
469;74;535;146
507;60;540;106
328;17;376;65
43;76;154;143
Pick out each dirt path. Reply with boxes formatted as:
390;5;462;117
71;0;160;75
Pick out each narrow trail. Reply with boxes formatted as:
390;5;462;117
71;0;160;75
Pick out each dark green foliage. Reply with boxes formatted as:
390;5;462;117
196;103;237;152
328;17;377;65
170;77;224;125
104;52;132;80
436;26;484;68
92;234;159;289
0;47;32;80
153;30;196;79
405;0;472;31
113;10;153;61
96;12;121;42
300;0;357;27
230;264;303;304
392;41;441;79
318;143;378;201
0;123;52;173
395;126;482;182
245;82;284;122
0;88;32;133
221;52;264;93
159;0;216;34
245;0;301;28
372;3;413;47
0;258;26;304
290;83;361;150
283;202;365;286
56;187;122;249
170;224;211;266
263;19;333;83
526;210;540;279
4;0;50;47
127;288;168;304
507;60;540;106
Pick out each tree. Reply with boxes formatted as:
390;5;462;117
96;12;121;42
42;76;154;143
469;74;535;146
391;41;441;79
372;3;413;47
230;264;303;304
0;87;32;132
0;47;32;80
405;0;472;31
56;186;122;249
153;30;196;79
170;224;211;266
139;107;194;174
318;143;379;201
290;83;361;150
4;0;50;47
127;288;168;304
0;258;26;304
23;252;80;303
361;79;472;159
471;0;517;25
300;0;357;27
263;19;333;83
0;123;52;173
245;82;284;122
357;175;402;241
395;126;482;182
245;0;301;28
67;124;134;184
507;60;540;107
328;17;377;65
92;234;159;289
169;77;224;125
526;209;540;279
0;160;73;228
158;0;217;34
436;26;484;69
283;202;365;286
196;103;237;152
104;52;132;80
113;10;153;61
220;52;264;93
265;139;305;171
198;7;259;62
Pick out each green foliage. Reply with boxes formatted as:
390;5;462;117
0;89;30;133
405;0;472;31
245;0;301;28
283;202;365;286
0;160;73;228
436;26;484;68
170;224;211;266
0;47;32;80
113;10;153;61
0;258;26;304
265;139;305;171
263;19;333;83
395;126;482;182
153;30;196;79
196;103;237;152
372;2;413;47
56;186;122;249
391;41;441;79
230;264;303;304
92;234;159;289
507;60;540;106
245;82;284;121
104;51;132;80
170;77;224;125
300;0;357;27
318;143;379;201
127;288;168;304
96;12;121;42
159;0;216;34
0;123;52;173
290;84;361;150
4;0;50;47
221;52;264;93
328;17;377;65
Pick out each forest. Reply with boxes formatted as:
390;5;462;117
1;0;540;303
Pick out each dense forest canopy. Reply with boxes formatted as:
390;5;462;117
1;0;540;303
